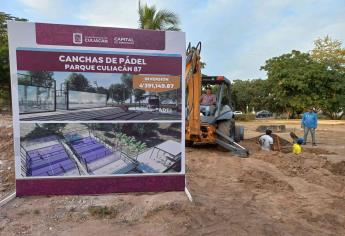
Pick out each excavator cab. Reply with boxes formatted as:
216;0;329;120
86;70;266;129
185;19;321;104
200;76;232;119
201;76;244;141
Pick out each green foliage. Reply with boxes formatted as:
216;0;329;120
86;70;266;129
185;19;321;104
0;12;27;101
87;206;118;219
114;132;147;153
131;123;159;136
232;79;268;112
121;73;133;90
96;86;108;95
92;123;150;154
234;113;256;121
260;50;344;118
108;83;129;103
231;36;345;119
18;71;54;87
0;85;10;101
65;73;90;91
121;73;133;103
310;36;345;119
133;89;145;102
138;1;180;31
22;125;52;141
311;35;345;70
22;123;66;141
40;123;67;133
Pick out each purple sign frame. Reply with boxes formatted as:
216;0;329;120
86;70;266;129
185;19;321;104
16;49;182;75
36;23;165;50
16;175;185;196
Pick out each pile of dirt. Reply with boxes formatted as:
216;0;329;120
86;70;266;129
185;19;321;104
324;160;345;176
243;134;292;153
0;115;15;199
303;147;336;155
246;149;345;195
238;169;294;192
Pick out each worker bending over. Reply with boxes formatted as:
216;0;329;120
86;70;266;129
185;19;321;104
292;138;304;154
259;129;274;151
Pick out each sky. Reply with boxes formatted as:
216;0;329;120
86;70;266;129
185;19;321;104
3;0;345;80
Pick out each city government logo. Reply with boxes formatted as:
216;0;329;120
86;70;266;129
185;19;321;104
73;33;83;44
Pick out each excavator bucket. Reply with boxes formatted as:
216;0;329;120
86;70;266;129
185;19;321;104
215;129;249;157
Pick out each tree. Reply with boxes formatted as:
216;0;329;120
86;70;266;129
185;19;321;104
131;123;159;136
133;89;145;102
96;86;108;95
311;35;345;71
41;123;66;134
138;1;180;31
17;71;54;87
65;73;90;91
108;83;130;103
310;36;345;119
85;87;96;93
0;12;27;101
232;79;268;113
261;50;343;118
121;73;133;103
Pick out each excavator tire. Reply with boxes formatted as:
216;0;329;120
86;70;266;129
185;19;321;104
218;118;235;139
216;119;234;152
217;120;243;143
217;119;232;138
234;125;244;142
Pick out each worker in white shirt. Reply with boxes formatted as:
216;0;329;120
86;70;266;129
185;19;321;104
259;129;274;151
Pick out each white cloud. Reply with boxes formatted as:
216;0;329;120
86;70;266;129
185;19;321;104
229;1;345;79
170;0;345;79
77;0;164;28
77;1;138;28
19;0;64;18
18;0;345;79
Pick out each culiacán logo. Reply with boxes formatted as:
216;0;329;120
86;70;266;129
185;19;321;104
73;33;83;44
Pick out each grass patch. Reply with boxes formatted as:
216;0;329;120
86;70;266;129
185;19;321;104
235;113;256;121
87;205;118;219
145;202;182;218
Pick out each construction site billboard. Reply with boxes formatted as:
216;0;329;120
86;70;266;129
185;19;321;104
8;21;185;196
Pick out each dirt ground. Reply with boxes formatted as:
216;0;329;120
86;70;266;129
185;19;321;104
1;117;345;236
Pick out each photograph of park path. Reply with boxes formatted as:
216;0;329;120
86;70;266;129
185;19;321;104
18;71;182;121
19;122;182;177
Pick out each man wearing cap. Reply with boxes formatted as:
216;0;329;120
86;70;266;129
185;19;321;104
301;107;318;146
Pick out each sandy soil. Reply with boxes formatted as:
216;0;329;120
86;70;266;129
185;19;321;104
1;117;345;235
0;115;15;199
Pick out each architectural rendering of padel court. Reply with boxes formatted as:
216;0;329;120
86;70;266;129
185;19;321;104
20;125;182;177
18;73;182;121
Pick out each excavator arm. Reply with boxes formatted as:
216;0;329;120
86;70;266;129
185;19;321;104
185;42;202;141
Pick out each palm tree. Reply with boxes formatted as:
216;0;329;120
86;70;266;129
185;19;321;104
138;1;180;31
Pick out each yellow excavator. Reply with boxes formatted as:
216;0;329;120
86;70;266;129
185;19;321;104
185;42;248;157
